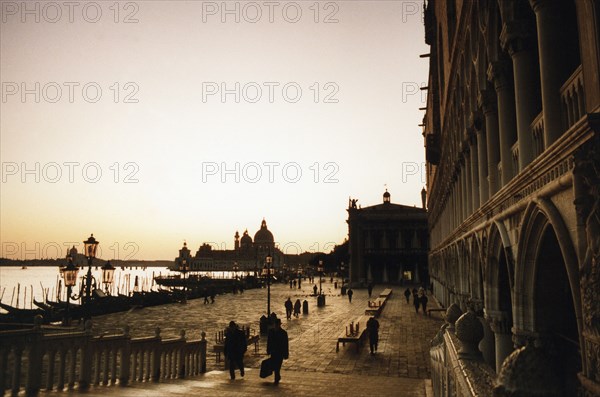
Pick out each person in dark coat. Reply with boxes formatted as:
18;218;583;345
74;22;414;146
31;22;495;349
366;316;380;355
284;297;293;320
367;283;373;298
313;284;318;296
413;290;421;313
347;288;353;302
224;321;247;380
267;319;289;385
293;299;301;318
404;288;411;303
420;294;428;314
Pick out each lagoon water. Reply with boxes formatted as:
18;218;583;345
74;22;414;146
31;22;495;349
0;265;246;310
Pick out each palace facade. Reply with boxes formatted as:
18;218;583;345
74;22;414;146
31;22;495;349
347;190;428;286
422;0;600;396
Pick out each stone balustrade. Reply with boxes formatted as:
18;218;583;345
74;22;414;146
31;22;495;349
0;317;207;396
560;65;585;132
530;112;545;159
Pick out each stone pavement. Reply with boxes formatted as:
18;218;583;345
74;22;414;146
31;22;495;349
66;280;443;396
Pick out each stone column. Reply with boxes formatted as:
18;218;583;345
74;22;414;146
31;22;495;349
529;0;567;146
479;89;500;197
469;131;481;210
464;146;473;217
485;309;514;372
501;18;541;170
476;122;489;203
488;60;518;186
461;163;467;222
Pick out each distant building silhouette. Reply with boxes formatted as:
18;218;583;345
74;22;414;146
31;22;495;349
347;190;428;286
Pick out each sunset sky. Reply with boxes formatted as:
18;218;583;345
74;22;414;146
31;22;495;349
0;0;429;260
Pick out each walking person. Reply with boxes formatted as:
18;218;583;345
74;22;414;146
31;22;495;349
366;316;380;355
404;288;411;303
224;321;247;380
293;299;301;318
284;297;293;320
347;288;353;303
267;319;289;385
420;293;428;314
413;290;421;313
367;282;373;298
313;284;318;296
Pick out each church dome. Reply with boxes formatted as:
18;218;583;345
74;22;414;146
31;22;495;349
241;230;252;245
254;219;274;243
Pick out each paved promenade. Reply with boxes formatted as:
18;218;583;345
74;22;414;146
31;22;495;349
56;280;443;396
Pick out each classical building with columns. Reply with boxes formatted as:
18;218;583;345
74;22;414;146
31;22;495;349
422;1;600;396
347;190;428;286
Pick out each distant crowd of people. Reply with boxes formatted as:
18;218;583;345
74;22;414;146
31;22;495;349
404;286;428;314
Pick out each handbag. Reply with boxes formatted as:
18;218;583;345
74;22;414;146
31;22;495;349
260;357;273;378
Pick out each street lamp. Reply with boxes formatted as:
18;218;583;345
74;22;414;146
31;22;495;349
232;262;239;279
318;260;324;295
297;265;302;289
340;261;345;289
181;259;188;303
262;255;273;316
101;260;116;294
61;255;79;325
282;263;288;283
83;234;99;317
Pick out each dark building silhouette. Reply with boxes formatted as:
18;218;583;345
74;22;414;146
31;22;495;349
347;190;428;286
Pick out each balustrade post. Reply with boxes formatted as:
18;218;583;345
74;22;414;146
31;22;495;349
200;332;207;373
25;316;43;396
120;326;131;386
152;328;162;382
178;330;186;378
79;320;93;390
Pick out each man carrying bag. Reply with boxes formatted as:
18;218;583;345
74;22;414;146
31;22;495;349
265;318;289;384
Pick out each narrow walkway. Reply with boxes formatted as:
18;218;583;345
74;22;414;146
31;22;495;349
55;282;443;396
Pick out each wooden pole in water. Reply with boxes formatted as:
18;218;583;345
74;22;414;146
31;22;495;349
10;286;15;306
16;283;20;308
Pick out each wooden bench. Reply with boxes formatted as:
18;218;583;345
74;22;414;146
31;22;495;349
379;288;393;298
427;308;446;317
365;297;387;316
336;315;369;353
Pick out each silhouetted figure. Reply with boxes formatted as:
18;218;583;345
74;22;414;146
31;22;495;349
420;294;428;314
284;297;293;320
413;290;420;313
293;299;301;318
267;319;289;385
289;280;293;289
203;288;209;304
313;285;318;296
224;321;247;380
211;293;215;303
404;288;411;303
347;288;353;302
366;316;380;355
367;283;373;298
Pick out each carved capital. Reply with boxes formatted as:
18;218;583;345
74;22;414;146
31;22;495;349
485;309;513;334
487;60;513;90
478;89;497;114
500;19;537;56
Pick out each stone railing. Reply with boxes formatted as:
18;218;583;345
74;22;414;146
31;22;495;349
430;306;495;397
0;317;207;396
560;64;585;132
530;112;544;158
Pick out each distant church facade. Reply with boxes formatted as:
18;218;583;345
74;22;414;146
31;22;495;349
175;219;281;271
347;190;428;286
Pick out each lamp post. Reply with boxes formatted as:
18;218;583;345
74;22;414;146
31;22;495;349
297;265;302;289
83;234;99;318
262;255;272;316
232;262;239;279
340;261;346;295
282;263;288;283
181;259;188;303
61;255;79;325
101;260;116;295
318;260;324;295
